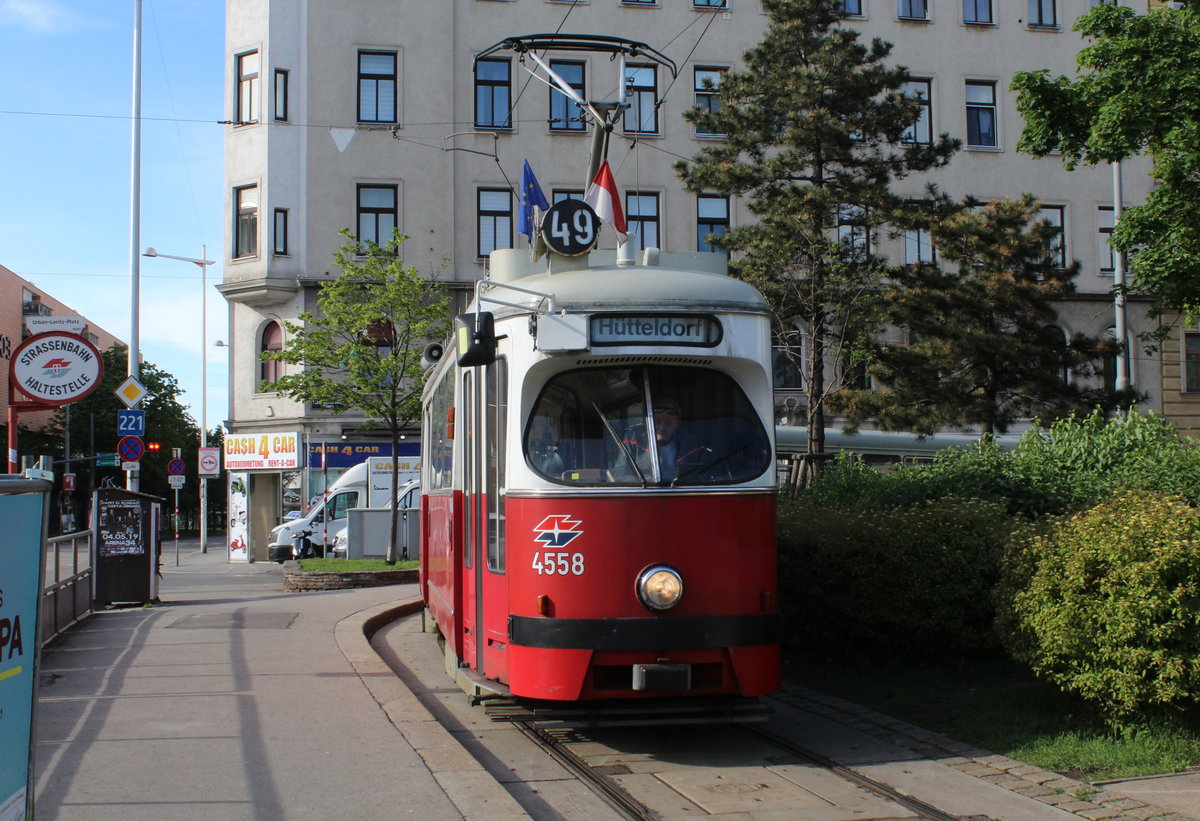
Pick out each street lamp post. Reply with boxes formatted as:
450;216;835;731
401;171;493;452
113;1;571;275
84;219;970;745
142;246;217;553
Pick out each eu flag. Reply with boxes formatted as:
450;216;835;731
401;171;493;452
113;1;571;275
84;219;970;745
518;159;550;242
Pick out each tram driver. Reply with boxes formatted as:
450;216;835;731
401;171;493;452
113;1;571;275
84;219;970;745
618;398;713;482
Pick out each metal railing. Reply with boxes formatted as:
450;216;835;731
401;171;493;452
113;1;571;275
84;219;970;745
41;529;93;644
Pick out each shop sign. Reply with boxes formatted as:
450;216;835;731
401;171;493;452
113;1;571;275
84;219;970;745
308;441;420;468
224;431;301;471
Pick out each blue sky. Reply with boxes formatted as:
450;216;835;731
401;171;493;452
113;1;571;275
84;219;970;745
0;0;227;437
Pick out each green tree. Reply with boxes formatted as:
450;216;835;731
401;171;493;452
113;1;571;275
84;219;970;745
262;231;449;563
675;0;957;458
1012;1;1200;314
841;194;1123;437
50;345;206;517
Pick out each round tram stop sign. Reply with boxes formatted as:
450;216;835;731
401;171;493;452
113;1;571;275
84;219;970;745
9;332;104;407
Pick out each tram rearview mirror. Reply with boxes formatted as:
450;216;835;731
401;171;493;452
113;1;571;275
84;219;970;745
455;312;497;367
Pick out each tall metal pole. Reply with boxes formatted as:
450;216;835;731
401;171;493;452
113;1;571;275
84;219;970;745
200;245;209;553
1113;161;1130;392
127;0;143;492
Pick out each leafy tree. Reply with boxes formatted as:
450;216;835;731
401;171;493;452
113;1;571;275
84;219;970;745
1011;1;1200;315
840;194;1124;437
261;231;449;563
49;345;206;521
675;0;958;458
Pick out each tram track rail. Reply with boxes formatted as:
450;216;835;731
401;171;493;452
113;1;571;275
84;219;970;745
503;707;987;821
740;722;983;821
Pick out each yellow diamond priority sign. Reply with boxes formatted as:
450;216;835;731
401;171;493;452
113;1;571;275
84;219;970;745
116;376;148;409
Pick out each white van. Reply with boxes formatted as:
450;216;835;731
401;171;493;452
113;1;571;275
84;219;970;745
331;478;421;559
267;462;369;562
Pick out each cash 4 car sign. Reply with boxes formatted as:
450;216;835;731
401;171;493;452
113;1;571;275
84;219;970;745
9;332;103;407
224;432;301;471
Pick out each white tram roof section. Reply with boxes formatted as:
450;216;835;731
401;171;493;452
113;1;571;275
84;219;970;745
483;248;769;317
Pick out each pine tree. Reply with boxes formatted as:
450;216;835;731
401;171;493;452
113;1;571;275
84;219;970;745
675;0;957;458
840;193;1128;437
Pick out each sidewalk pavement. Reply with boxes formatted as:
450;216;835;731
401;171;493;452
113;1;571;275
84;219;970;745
33;540;523;821
31;538;1200;821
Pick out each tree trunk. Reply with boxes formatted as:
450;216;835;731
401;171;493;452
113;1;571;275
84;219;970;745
806;311;826;464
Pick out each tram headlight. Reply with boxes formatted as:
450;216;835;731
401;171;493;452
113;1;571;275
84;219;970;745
637;565;684;612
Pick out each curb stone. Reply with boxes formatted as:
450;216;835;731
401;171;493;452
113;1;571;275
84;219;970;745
777;684;1194;821
334;598;529;821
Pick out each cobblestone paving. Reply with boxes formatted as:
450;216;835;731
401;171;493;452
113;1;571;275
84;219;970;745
777;685;1195;821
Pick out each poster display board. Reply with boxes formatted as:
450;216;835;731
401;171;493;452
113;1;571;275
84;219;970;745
228;473;249;563
0;478;50;821
93;489;159;606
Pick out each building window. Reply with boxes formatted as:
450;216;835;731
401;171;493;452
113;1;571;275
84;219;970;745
274;69;289;121
1028;0;1057;26
357;184;398;248
273;208;288;255
478;188;512;258
902;79;932;145
693;0;727;9
552;189;584;203
693;67;725;135
475;58;512;129
623;64;659;134
697;195;729;252
260;321;283;388
841;0;864;15
899;0;928;20
626;192;660;252
235;50;259;124
358;51;397;124
773;346;803;390
623;0;657;4
1097;206;1115;272
905;224;935;265
1039;205;1066;268
234;185;258;258
549;60;585;131
837;204;869;256
965;81;997;147
964;0;993;23
1186;332;1200;392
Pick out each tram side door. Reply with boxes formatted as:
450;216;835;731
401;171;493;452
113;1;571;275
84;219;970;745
461;370;480;670
460;360;509;681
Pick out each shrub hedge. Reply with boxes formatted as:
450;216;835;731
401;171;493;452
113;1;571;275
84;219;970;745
778;496;1014;657
802;409;1200;519
997;491;1200;723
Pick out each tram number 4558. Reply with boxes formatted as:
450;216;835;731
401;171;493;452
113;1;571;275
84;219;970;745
532;551;585;576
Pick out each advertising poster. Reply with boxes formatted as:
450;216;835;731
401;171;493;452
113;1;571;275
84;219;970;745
0;488;48;821
97;495;145;556
228;472;249;563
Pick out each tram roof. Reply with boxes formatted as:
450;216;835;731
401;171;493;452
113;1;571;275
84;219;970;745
483;248;769;315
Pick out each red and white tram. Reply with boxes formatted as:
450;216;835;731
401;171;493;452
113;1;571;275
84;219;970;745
419;243;780;705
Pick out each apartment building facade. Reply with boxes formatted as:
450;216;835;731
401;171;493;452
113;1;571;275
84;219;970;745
221;0;1164;537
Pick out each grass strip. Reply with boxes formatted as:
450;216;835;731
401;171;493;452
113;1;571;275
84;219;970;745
297;558;419;572
789;653;1200;781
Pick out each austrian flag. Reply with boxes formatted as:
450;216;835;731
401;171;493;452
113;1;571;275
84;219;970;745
583;160;627;244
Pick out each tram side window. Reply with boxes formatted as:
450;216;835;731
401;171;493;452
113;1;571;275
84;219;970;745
525;365;771;487
426;371;455;490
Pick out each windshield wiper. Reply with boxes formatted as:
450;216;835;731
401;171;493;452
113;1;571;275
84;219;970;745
592;400;646;486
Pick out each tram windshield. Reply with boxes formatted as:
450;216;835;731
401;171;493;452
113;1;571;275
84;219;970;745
526;365;771;486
